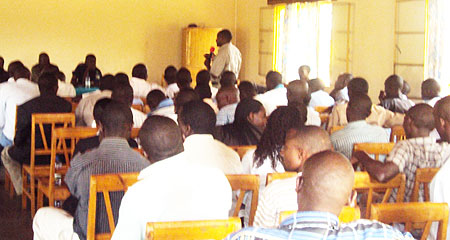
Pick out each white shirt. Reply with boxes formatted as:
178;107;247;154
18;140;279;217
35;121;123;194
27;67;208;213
112;152;232;240
57;80;76;98
131;108;147;128
430;150;450;240
335;87;349;103
0;78;40;140
152;105;177;123
216;103;238;126
424;96;441;107
309;90;335;108
165;83;179;99
183;134;243;174
75;90;112;126
210;42;242;81
306;106;321;126
129;77;165;99
254;87;288;116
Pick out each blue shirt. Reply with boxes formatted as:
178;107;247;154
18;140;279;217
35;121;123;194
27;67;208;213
227;211;413;240
148;98;174;116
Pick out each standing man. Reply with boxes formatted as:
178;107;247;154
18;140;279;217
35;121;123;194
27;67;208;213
205;29;241;85
71;54;102;87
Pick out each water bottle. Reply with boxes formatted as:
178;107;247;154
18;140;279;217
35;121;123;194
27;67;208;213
86;75;91;88
54;173;62;186
54;200;61;208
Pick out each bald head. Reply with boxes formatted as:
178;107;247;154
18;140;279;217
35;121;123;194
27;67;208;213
422;78;440;100
433;96;450;142
346;93;372;121
297;151;354;216
287;80;309;105
216;86;239;109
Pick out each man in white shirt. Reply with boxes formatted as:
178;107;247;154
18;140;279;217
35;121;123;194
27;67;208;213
163;66;179;99
178;100;242;174
286;80;321;126
253;126;333;228
129;63;164;100
216;86;239;126
254;71;287;116
308;78;335;108
111;81;147;128
421;78;441;107
147;89;177;122
206;29;242;85
112;116;232;240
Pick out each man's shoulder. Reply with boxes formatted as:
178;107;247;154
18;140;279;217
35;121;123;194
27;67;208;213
264;177;297;200
341;219;414;239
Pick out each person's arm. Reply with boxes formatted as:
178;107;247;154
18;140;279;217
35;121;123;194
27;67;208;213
353;151;400;183
210;51;227;79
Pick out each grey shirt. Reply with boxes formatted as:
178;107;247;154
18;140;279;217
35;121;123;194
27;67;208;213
65;137;149;240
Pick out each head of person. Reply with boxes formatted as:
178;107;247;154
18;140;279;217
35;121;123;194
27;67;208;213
7;61;24;78
93;98;113;127
114;72;130;87
85;54;96;69
402;80;411;96
347;77;369;99
14;66;30;80
164;65;177;85
176;67;192;89
0;56;4;69
146;89;166;110
254;106;303;169
216;29;232;47
346;93;372;122
335;73;353;90
38;72;59;95
220;71;237;87
41;65;65;81
196;70;211;86
287;101;308;125
111;84;133;107
174;88;200;114
234;99;267;132
287;80;309;105
38;53;50;66
281;126;332;173
194;84;212;100
434;96;450;142
238;81;257;100
308;78;325;93
132;63;147;80
384;74;403;98
297;151;355;216
216;86;239;109
265;71;282;90
403;103;435;139
178;100;216;138
99;101;133;139
298;65;310;81
421;78;441;100
99;74;115;91
139;116;184;163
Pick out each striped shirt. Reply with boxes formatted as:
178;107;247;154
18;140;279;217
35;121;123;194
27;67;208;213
331;120;390;159
65;137;149;240
227;211;414;240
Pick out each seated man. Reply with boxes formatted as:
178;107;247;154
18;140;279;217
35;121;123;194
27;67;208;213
253;126;332;228
238;81;257;100
163;65;179;99
330;73;352;103
421;78;441;107
33;101;149;240
31;53;58;83
112;116;232;240
379;74;414;114
228;151;413;239
1;72;71;194
220;71;237;88
178;100;242;174
286;80;321;126
216;86;239;126
40;65;76;98
308;78;334;108
254;71;287;116
129;63;164;100
194;70;213;100
146;89;177;122
173;88;200;115
331;93;389;159
71;54;102;87
327;77;404;131
176;67;192;90
353;103;450;202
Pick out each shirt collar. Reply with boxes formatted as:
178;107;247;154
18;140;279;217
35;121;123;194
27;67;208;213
99;137;130;148
156;98;174;109
274;83;285;89
184;134;214;144
138;152;185;180
346;120;368;128
280;211;339;229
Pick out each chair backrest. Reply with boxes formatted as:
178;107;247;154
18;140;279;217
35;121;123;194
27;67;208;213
329;125;344;134
87;172;140;240
353;172;406;218
266;172;298;186
315;106;331;126
279;206;361;224
146;217;241;240
371;202;449;240
390;125;406;142
353;142;395;161
131;127;140;139
411;168;440;202
229;145;256;159
226;174;259;226
30;113;75;169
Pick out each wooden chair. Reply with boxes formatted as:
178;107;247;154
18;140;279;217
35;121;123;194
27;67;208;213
315;106;331;127
279;206;361;224
36;127;98;209
411;168;440;202
329;125;344;134
390;125;406;142
353;142;395;161
229;145;256;159
371;202;449;240
353;172;406;218
266;172;298;186
226;174;259;226
21;113;75;217
146;217;241;240
87;172;140;240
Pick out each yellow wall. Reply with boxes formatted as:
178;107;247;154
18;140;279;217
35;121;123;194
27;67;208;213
0;0;236;84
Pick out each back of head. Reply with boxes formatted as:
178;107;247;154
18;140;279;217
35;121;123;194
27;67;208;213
384;74;403;97
146;89;166;110
216;86;239;109
298;150;354;215
7;61;24;78
38;72;58;94
176;68;192;89
139;116;184;163
132;63;147;80
196;70;211;86
179;100;216;135
174;88;200;114
0;56;4;68
402;80;411;96
114;73;130;87
347;93;372;120
265;71;282;90
99;74;115;91
100;101;133;138
93;98;113;124
112;84;133;107
14;66;30;80
337;73;353;89
164;66;177;84
220;71;237;87
347;77;369;97
287;101;308;125
238;81;256;100
194;84;212;100
218;29;232;43
287;80;309;105
434;96;450;141
298;65;311;80
421;78;440;100
308;78;325;93
405;103;435;131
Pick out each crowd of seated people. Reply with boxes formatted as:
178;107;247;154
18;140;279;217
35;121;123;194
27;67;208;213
1;51;450;240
